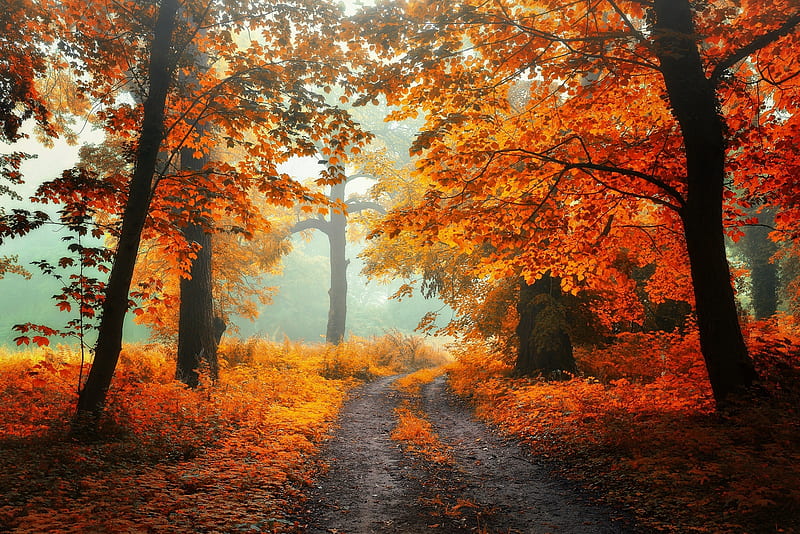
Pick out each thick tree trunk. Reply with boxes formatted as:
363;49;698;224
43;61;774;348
176;223;218;387
514;274;576;377
654;0;757;405
326;182;348;345
74;0;179;431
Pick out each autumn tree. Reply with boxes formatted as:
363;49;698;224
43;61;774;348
31;0;372;429
362;157;642;375
73;125;286;385
72;0;183;428
290;157;385;345
350;0;800;406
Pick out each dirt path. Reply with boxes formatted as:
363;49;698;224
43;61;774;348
303;375;634;533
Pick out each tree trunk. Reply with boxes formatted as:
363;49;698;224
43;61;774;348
74;0;180;432
176;223;218;387
654;0;757;405
326;181;348;344
742;209;778;319
514;274;576;377
173;38;218;385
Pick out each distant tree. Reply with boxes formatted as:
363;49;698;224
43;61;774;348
291;163;384;344
0;255;31;280
740;209;780;320
175;143;219;386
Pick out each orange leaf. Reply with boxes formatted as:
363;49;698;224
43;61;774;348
32;336;50;347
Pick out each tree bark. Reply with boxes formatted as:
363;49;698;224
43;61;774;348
654;0;757;405
176;222;218;386
326;180;348;344
74;0;180;431
742;209;778;319
514;274;576;377
174;83;219;386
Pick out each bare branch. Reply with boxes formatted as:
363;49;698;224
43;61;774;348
346;200;386;215
290;217;330;235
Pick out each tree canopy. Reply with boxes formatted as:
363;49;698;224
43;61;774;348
1;0;799;419
350;0;800;404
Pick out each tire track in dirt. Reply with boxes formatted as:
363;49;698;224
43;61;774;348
303;374;634;533
304;375;432;532
417;375;633;533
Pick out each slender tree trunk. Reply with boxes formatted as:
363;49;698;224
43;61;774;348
176;223;218;386
326;181;348;344
74;0;180;431
742;209;778;319
514;274;576;377
654;0;757;405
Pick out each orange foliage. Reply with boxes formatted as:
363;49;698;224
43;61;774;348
574;328;708;384
349;0;800;408
391;367;452;465
448;323;800;532
0;339;381;532
394;366;447;396
391;407;452;466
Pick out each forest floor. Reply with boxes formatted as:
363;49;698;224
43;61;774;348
3;333;797;532
302;374;634;533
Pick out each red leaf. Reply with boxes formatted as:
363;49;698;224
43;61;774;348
32;336;50;347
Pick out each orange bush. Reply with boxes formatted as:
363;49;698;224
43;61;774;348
574;329;708;383
448;325;800;533
0;340;355;533
391;406;452;465
393;366;446;396
391;367;452;464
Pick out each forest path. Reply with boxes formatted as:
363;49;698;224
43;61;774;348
302;374;633;533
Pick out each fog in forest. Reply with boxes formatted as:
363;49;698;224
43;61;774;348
0;125;448;349
0;231;446;349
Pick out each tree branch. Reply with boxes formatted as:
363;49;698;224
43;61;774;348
493;147;687;211
290;217;330;235
346;200;386;215
711;12;800;84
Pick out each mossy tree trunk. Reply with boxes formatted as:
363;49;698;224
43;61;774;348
514;274;577;378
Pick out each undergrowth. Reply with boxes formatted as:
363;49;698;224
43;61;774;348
447;318;800;533
0;335;440;533
391;367;451;465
